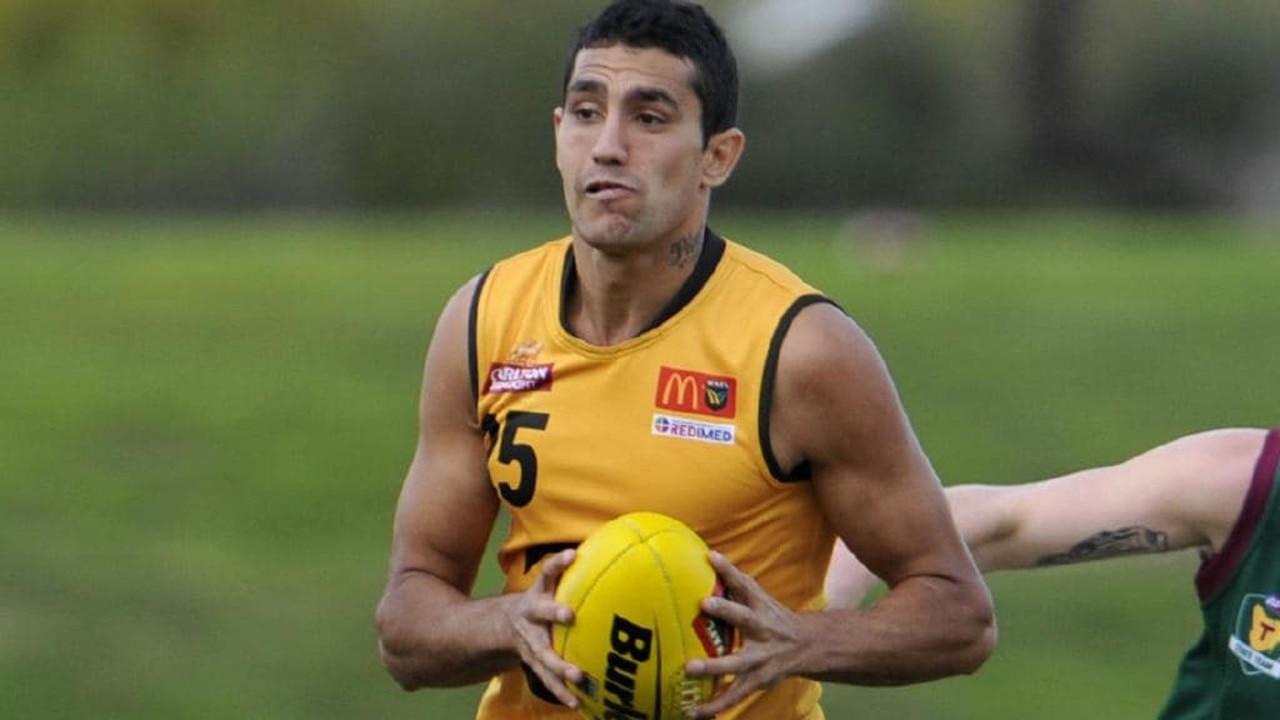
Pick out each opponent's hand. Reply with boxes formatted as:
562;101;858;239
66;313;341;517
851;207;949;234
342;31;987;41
684;551;806;719
505;548;583;708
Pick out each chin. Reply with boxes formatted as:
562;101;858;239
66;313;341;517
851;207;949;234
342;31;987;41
574;214;640;249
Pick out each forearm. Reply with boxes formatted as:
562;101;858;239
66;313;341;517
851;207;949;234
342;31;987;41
376;571;520;690
799;574;995;685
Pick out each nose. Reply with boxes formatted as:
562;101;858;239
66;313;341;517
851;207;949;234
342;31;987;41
591;112;627;166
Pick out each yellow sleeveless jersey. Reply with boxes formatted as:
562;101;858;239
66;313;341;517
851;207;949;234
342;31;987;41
472;232;832;720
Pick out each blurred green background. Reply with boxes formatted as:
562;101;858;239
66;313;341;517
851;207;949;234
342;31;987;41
3;1;1279;718
3;0;1278;212
6;212;1276;719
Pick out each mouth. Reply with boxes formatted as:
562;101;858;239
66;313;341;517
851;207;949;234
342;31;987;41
584;179;635;200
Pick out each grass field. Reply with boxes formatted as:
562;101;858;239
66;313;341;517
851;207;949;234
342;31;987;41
2;210;1277;719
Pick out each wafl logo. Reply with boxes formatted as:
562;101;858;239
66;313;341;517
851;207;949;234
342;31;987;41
484;340;553;394
1228;594;1280;679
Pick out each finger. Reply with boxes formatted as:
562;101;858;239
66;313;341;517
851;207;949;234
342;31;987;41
708;550;760;599
521;594;575;627
686;649;756;678
700;592;752;628
526;657;581;709
529;639;585;684
532;549;577;596
687;677;754;720
528;549;578;624
541;548;577;583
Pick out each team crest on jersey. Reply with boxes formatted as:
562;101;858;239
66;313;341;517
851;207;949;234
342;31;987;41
654;366;737;419
1228;594;1280;679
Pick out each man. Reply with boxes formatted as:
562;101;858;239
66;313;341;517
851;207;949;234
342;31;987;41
825;427;1280;719
375;2;994;718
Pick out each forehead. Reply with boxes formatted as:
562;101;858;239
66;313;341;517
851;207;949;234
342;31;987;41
567;45;697;99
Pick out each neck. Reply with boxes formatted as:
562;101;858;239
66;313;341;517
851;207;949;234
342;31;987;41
566;228;705;346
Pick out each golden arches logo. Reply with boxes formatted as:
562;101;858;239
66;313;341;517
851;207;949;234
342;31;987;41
662;372;701;410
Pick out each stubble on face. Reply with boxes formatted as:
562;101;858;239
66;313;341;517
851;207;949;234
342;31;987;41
667;231;702;267
556;46;708;257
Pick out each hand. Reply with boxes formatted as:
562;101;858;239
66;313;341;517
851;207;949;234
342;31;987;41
505;548;583;708
684;551;806;719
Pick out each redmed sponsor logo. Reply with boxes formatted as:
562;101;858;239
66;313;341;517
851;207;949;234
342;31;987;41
652;414;735;445
654;366;736;418
484;363;553;394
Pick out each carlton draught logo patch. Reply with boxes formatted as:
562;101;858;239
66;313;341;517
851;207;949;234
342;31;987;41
484;339;553;394
1228;594;1280;679
484;363;553;394
654;366;736;419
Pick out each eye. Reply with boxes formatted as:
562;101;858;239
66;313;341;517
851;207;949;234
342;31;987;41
636;112;666;126
571;105;601;122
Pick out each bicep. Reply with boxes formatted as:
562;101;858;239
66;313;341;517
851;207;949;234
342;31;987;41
773;304;975;587
387;278;499;594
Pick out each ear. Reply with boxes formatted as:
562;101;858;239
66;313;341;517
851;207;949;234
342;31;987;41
700;128;746;189
553;106;564;133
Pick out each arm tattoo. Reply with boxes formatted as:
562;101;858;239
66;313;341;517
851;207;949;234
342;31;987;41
668;233;701;268
1035;526;1169;567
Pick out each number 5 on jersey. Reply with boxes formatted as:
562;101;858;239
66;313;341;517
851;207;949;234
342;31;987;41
483;411;549;507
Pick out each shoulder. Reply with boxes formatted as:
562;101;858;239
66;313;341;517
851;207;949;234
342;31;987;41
469;236;570;318
718;238;825;299
768;301;909;474
1131;428;1268;487
436;273;485;331
1125;428;1270;551
775;302;879;395
422;274;490;408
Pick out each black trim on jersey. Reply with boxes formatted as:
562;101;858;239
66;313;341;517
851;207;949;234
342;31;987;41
759;294;841;483
468;269;492;407
558;227;727;337
644;227;725;333
558;247;574;331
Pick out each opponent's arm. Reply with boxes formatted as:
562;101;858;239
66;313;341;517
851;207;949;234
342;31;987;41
823;428;1267;609
956;428;1265;572
823;538;881;610
374;279;581;704
687;303;994;717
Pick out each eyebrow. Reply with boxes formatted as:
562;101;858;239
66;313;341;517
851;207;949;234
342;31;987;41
631;87;679;110
566;79;680;111
567;78;606;97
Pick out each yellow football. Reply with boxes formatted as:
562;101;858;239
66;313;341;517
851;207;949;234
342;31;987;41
552;511;734;720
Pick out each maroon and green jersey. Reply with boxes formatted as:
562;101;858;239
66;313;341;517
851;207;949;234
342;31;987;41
1159;429;1280;718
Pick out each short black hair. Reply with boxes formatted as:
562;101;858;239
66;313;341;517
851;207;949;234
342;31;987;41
562;0;739;143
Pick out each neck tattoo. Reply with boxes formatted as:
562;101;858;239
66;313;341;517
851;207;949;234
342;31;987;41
668;233;702;268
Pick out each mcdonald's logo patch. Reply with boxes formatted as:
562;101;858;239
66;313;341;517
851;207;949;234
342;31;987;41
654;366;736;418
